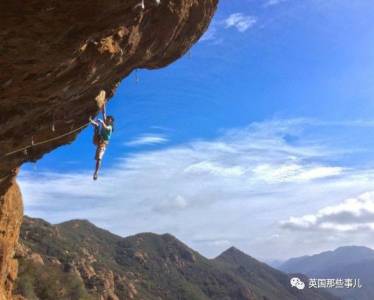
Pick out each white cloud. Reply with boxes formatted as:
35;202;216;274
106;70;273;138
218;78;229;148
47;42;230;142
264;0;287;7
200;25;217;42
184;161;245;177
200;13;257;43
224;13;257;32
19;119;374;259
253;164;343;183
153;195;189;213
126;134;168;146
281;192;374;232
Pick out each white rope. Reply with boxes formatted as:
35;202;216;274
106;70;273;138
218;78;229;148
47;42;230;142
1;122;90;159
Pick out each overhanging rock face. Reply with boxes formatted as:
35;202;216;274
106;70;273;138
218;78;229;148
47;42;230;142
0;1;217;298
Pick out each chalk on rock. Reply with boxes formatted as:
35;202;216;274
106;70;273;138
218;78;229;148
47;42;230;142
95;90;106;110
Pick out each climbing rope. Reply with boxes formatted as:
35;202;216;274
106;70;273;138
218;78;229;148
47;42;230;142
1;122;90;159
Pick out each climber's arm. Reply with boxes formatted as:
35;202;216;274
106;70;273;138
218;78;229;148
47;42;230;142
98;119;110;130
102;103;107;121
89;116;99;127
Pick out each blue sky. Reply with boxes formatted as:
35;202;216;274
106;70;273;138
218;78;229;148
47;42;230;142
20;0;374;260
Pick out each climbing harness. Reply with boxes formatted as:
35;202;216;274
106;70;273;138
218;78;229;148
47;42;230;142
93;125;101;146
0;122;90;159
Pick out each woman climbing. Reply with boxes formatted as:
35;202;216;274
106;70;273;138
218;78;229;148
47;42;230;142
90;103;114;180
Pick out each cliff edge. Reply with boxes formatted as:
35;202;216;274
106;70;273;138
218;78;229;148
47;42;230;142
0;1;217;298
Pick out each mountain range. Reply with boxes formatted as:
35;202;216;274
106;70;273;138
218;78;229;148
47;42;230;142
279;246;374;300
14;216;338;300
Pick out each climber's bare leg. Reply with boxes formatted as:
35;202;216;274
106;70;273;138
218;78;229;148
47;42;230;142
93;159;101;180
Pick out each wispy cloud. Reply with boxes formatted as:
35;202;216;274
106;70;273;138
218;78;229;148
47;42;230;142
200;13;257;43
125;134;168;147
200;25;218;42
19;119;374;259
185;161;245;177
264;0;287;7
253;164;343;183
224;13;257;33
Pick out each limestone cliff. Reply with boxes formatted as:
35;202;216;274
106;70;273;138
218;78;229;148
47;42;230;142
0;0;217;298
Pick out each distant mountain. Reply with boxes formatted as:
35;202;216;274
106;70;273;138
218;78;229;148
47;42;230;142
14;216;339;300
280;246;374;276
263;259;284;269
215;247;338;300
279;246;374;300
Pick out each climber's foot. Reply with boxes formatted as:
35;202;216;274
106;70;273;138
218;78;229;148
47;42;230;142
93;172;98;181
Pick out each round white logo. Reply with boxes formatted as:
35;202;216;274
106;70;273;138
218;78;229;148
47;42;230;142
290;277;305;290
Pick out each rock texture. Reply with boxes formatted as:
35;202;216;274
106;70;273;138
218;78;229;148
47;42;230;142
0;0;217;299
0;180;23;300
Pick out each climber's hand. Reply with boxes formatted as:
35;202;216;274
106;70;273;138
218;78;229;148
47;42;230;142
89;117;99;126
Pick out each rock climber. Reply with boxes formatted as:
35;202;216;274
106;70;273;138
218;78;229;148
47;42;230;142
89;103;114;180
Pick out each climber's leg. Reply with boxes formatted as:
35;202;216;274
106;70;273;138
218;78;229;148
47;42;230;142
93;143;106;180
93;159;101;181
